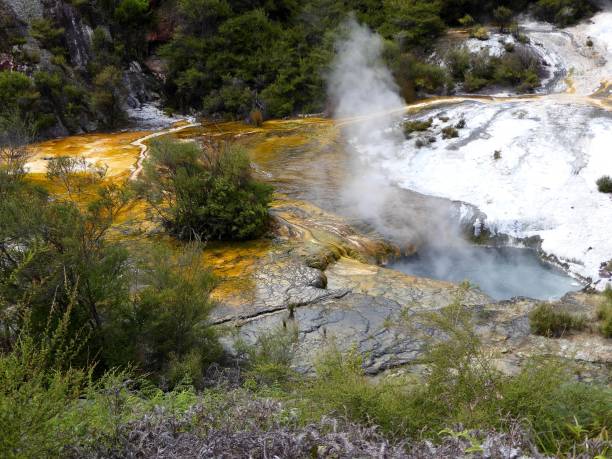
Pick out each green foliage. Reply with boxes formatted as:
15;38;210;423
596;288;612;338
446;47;541;93
202;78;254;118
178;0;232;36
0;72;44;128
238;324;299;386
533;0;596;26
493;6;513;31
294;298;612;456
403;117;433;136
0;306;91;458
137;138;273;241
458;14;475;27
381;0;446;49
596;175;612;193
529;303;586;337
114;0;150;24
105;243;221;387
92;65;126;128
30;19;65;52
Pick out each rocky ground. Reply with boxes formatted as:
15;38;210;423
209;193;611;380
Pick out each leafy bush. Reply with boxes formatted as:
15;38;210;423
447;47;541;94
30;19;65;50
403;117;433;136
596;175;612;193
493;6;513;32
137;138;273;241
105;244;222;387
92;65;126;128
470;26;489;40
529;303;586;337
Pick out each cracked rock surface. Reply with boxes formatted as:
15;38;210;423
209;197;611;377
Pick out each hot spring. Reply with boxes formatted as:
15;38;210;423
391;245;582;300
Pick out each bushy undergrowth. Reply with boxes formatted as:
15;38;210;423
447;47;541;93
241;299;611;457
136;138;273;241
529;303;586;337
533;0;597;26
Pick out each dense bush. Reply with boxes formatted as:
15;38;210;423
446;47;541;93
533;0;597;26
596;175;612;193
529;303;586;337
137;138;273;241
105;243;222;387
1;123;220;379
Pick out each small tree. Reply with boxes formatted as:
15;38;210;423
92;65;126;129
493;6;513;33
137;138;273;241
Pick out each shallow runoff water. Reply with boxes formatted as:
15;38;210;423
391;246;582;300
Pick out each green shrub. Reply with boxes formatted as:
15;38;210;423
137;138;272;241
493;6;514;32
296;298;611;456
105;243;222;386
596;175;612;193
92;65;126;128
529;303;586;337
442;126;459;139
0;302;91;458
446;47;471;80
470;26;489;41
403;117;432;136
596;288;612;338
458;14;475;27
238;324;299;386
463;73;489;92
30;19;65;50
533;0;596;26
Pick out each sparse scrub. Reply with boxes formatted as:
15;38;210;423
237;324;299;386
294;299;611;456
529;303;586;337
403;117;433;136
596;175;612;193
442;126;459;139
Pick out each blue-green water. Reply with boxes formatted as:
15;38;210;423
391;246;582;300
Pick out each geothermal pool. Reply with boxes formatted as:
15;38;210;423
391;246;582;300
334;3;612;291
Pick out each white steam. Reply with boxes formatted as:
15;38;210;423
327;18;465;249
